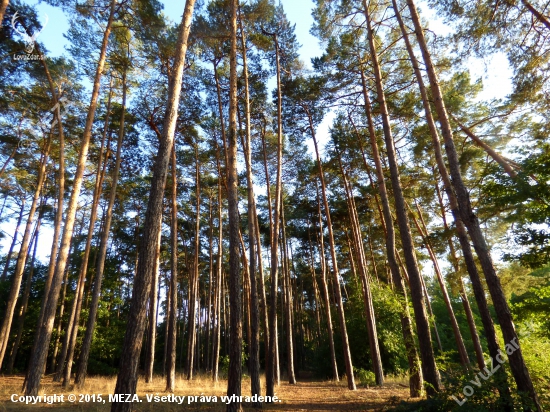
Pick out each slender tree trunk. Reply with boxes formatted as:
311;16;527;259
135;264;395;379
280;204;296;384
25;0;117;396
336;151;384;385
58;92;112;384
237;10;262;404
433;180;485;370
187;145;202;380
145;236;161;383
205;195;213;373
166;150;178;391
314;185;339;381
405;0;540;407
309;116;356;390
74;72;126;386
226;0;242;408
0;132;51;367
408;202;470;368
212;149;223;382
362;1;440;395
266;32;286;400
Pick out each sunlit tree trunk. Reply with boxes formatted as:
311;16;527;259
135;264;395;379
408;202;470;368
166;152;178;389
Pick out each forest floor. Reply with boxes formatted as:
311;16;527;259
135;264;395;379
0;374;412;411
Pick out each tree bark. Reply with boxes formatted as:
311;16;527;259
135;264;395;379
315;184;339;381
166;147;178;393
238;7;262;405
408;202;470;368
187;144;201;380
309;121;356;390
336;150;384;385
226;0;242;409
58;90;113;384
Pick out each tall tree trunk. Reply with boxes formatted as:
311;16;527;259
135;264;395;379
25;0;117;396
315;184;339;381
433;180;485;370
0;132;50;367
187;145;202;380
212;148;223;382
266;31;285;399
226;0;242;409
110;2;196;404
281;204;296;385
205;195;213;372
166;147;178;392
392;0;504;380
336;151;384;385
355;74;422;397
75;72;127;387
362;1;440;395
309;115;356;390
404;0;540;407
408;202;470;368
145;236;161;382
238;10;262;404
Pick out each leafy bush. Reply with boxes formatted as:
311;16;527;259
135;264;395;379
355;368;376;387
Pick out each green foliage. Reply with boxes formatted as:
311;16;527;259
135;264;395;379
355;368;376;387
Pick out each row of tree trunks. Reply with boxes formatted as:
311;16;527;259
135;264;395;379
336;149;384;385
402;0;541;408
362;0;441;396
24;0;117;395
55;83;113;384
357;68;422;397
0;129;51;369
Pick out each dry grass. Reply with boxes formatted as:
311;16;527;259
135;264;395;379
0;374;413;411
